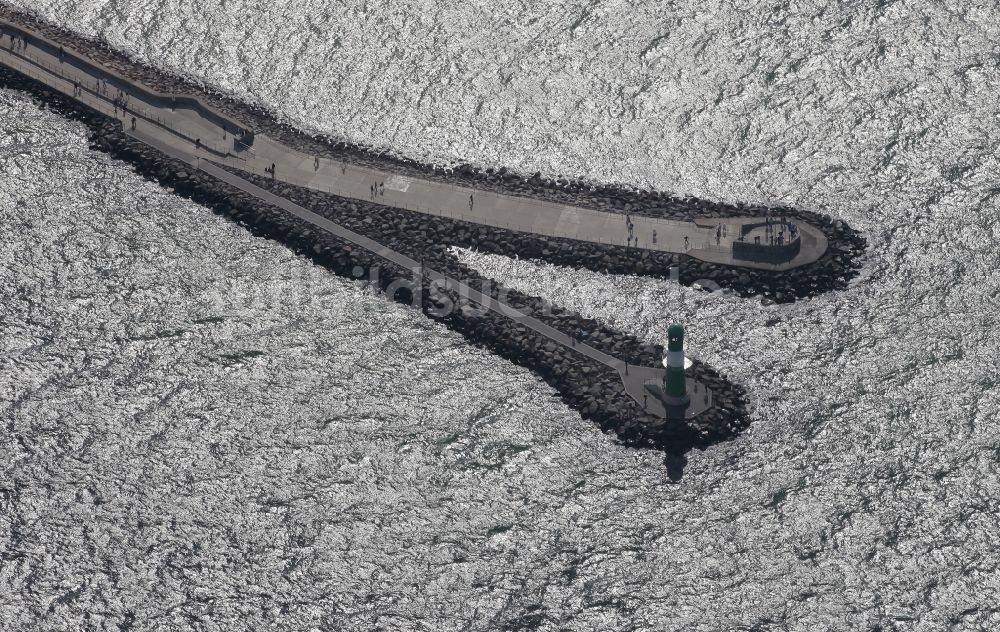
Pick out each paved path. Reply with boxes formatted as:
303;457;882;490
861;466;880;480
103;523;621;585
0;18;826;272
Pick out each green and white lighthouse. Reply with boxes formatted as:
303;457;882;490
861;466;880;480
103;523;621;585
662;323;690;407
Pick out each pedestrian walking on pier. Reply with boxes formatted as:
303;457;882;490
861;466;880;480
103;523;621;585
684;235;689;250
131;116;136;131
379;182;384;196
370;184;375;200
469;194;474;211
271;163;276;180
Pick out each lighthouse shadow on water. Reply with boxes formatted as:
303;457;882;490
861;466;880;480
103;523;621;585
618;323;704;481
663;451;688;482
660;323;692;482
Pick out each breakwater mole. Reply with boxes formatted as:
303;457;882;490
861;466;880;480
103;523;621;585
5;6;880;457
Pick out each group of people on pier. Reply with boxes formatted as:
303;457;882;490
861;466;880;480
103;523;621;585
625;213;638;247
715;223;729;245
112;88;130;116
741;214;799;247
2;30;29;52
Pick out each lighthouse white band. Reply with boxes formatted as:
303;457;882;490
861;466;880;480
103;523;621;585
662;354;694;369
666;350;684;367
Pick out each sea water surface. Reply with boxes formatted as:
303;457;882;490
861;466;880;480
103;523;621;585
3;0;1000;629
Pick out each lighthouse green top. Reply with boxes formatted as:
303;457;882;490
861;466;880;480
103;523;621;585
667;323;684;352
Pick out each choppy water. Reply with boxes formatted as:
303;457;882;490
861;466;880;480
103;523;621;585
3;0;1000;629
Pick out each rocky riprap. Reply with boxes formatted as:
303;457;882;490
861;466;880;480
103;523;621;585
0;3;866;303
0;61;749;456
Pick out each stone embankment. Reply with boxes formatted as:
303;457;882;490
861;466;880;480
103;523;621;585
1;3;866;303
0;64;749;455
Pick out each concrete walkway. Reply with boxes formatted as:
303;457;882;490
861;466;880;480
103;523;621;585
0;18;826;272
0;19;724;419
